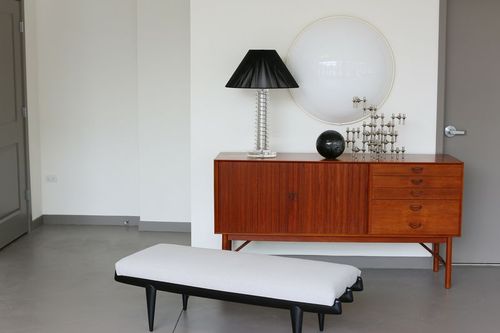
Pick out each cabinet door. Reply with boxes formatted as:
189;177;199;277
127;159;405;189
215;161;369;235
215;161;292;233
296;163;369;234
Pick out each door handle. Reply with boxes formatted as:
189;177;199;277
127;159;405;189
411;190;424;197
408;222;423;229
409;204;423;212
411;179;424;185
411;167;424;174
444;125;467;138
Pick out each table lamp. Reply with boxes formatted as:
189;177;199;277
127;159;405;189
226;50;299;158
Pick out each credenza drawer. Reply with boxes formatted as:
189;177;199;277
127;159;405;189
372;176;462;188
372;188;461;200
372;164;462;177
369;200;460;235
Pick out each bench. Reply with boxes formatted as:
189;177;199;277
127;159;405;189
114;244;363;333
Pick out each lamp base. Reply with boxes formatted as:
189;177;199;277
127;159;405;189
247;150;277;159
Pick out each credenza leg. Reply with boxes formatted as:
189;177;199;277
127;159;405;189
222;234;232;251
432;243;440;272
445;237;453;289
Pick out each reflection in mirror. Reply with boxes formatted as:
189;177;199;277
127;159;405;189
286;16;395;125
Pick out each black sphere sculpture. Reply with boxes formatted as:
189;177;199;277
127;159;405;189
316;130;346;159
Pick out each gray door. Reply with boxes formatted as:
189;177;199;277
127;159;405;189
443;0;500;263
0;0;28;249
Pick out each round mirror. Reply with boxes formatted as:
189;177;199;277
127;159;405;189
286;16;395;125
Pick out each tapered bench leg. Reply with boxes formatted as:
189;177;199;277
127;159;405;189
146;285;157;332
290;306;303;333
318;313;325;331
182;294;189;311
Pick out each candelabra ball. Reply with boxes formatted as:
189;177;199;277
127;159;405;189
316;130;346;159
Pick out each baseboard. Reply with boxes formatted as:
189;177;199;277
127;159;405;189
43;215;140;226
31;216;43;230
41;215;190;232
139;221;191;233
285;255;433;269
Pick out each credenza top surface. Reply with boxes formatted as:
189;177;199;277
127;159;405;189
215;153;463;164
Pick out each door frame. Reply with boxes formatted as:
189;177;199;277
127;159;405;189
0;0;31;250
20;0;32;232
435;0;447;154
16;0;32;232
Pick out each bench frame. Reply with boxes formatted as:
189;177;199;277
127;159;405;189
115;273;363;333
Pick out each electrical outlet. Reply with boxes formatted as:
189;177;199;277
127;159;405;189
46;175;58;183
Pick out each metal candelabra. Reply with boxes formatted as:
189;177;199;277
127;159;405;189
346;97;407;160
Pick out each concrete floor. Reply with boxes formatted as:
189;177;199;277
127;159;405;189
1;225;499;333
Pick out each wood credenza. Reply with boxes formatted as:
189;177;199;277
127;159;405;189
214;153;464;288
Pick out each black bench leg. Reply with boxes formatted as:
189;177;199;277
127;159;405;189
290;306;303;333
182;294;189;311
318;313;325;331
146;285;156;332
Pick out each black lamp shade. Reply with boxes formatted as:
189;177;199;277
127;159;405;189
225;50;299;89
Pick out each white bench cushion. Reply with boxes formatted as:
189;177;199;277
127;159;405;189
115;244;361;306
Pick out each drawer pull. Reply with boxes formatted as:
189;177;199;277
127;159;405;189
411;190;424;197
409;204;423;212
411;167;424;174
409;222;423;229
411;179;424;185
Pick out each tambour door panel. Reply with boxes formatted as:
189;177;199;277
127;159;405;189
279;163;300;233
215;161;298;234
215;161;369;235
370;200;461;235
296;163;369;234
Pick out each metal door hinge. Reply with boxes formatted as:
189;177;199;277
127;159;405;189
20;21;24;33
22;106;28;118
25;189;31;202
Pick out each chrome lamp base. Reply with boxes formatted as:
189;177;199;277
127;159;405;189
250;89;277;158
247;149;277;159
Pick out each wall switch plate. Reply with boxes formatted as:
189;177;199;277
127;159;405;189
46;175;58;183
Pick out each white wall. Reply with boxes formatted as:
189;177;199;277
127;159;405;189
137;0;190;223
24;0;191;223
24;0;441;259
35;0;140;216
191;0;440;256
